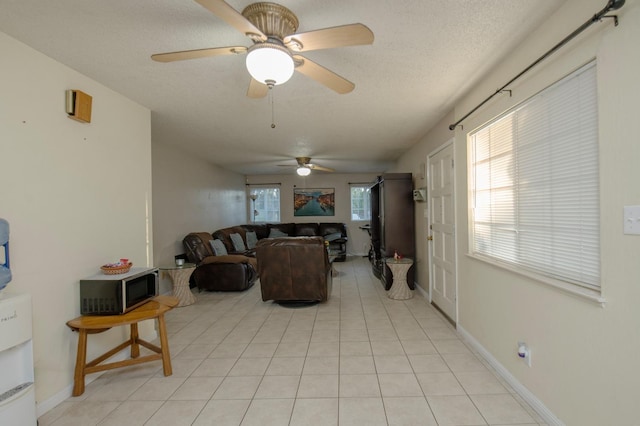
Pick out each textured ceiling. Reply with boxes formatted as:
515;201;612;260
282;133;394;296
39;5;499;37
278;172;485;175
0;0;565;174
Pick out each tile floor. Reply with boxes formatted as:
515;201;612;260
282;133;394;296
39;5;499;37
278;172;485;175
40;257;546;426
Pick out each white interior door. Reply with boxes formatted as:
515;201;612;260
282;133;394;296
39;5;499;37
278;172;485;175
428;141;457;323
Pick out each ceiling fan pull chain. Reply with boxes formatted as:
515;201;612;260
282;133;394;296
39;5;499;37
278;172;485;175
270;86;276;129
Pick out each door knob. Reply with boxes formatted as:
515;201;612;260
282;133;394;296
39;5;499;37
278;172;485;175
427;236;433;241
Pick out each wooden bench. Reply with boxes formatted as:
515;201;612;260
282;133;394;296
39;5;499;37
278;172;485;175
66;295;178;396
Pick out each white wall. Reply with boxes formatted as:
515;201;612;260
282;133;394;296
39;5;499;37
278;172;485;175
398;0;640;423
246;173;379;257
151;142;247;293
393;111;455;295
0;32;152;411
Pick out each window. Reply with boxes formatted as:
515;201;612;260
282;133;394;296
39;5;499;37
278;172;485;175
249;186;280;222
350;185;371;221
469;62;600;290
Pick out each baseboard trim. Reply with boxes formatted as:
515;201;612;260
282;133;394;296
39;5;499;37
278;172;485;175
413;281;429;299
36;330;159;418
456;325;564;426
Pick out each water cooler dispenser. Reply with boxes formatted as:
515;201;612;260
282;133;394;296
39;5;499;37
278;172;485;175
0;219;37;425
0;293;37;425
0;218;11;293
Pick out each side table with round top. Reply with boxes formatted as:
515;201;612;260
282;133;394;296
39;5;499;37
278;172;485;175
159;263;197;307
385;257;414;300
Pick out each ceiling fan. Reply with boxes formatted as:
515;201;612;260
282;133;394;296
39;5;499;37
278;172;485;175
278;157;335;176
151;0;374;97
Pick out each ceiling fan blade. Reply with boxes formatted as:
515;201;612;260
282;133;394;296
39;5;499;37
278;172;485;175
194;0;267;42
293;55;355;94
284;23;374;52
308;164;335;172
151;46;247;62
247;78;269;98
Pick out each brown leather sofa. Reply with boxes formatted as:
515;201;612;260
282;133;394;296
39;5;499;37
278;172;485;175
183;222;346;293
256;236;332;303
216;222;348;261
182;232;257;292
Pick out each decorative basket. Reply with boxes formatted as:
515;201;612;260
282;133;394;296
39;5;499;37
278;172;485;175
100;262;132;275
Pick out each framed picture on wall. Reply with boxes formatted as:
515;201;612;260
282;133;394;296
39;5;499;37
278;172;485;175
294;188;335;216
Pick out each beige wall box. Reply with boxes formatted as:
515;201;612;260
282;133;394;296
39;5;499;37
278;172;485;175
413;188;426;202
65;89;92;123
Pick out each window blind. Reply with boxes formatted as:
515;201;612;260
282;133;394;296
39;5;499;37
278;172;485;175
248;186;281;222
350;184;371;221
469;61;600;289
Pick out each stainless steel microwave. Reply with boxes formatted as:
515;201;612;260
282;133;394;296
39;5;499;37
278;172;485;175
79;267;158;315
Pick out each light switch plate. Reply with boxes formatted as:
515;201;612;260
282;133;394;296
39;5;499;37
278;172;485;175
623;205;640;235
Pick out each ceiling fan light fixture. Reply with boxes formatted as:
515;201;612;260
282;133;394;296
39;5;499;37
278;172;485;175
246;43;294;86
296;166;311;176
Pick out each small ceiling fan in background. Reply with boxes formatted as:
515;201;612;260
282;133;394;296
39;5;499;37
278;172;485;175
278;157;335;176
151;0;374;98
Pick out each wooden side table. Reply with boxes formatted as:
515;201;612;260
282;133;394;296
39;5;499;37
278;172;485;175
159;263;196;307
66;295;178;396
385;258;414;300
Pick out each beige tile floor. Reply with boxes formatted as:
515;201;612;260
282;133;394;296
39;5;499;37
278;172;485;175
40;256;546;426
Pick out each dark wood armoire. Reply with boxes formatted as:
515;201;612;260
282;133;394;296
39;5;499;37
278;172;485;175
369;173;415;290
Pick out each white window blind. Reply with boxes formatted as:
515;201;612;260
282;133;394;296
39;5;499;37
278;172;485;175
350;184;371;221
469;61;600;289
249;186;281;222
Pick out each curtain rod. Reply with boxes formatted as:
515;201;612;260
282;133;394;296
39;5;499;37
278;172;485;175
246;183;281;186
448;0;625;131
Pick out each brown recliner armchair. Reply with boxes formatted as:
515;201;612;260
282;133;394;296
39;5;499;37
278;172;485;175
255;236;332;303
183;232;257;292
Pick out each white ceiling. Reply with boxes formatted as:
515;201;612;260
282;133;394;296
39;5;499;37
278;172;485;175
0;0;564;175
